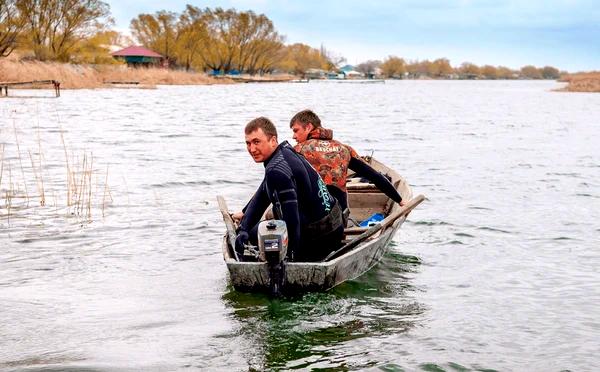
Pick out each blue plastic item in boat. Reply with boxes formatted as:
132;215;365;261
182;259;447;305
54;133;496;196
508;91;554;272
359;213;384;227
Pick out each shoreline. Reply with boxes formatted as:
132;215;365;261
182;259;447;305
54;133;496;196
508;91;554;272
0;60;296;89
2;60;599;92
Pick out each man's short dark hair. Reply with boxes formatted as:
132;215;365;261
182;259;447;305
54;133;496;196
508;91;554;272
290;109;322;129
245;117;278;138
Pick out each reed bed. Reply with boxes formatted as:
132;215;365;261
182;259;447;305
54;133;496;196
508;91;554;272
559;72;600;92
0;59;225;89
0;121;112;224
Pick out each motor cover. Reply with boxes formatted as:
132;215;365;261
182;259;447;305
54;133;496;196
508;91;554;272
257;220;288;263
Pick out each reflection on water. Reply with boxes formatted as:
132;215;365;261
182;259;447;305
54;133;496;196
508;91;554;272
1;81;599;371
223;251;425;370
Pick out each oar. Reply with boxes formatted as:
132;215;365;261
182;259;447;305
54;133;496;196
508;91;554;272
216;195;240;261
323;194;425;261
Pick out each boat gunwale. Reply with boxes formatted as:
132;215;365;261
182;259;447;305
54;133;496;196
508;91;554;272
220;156;416;292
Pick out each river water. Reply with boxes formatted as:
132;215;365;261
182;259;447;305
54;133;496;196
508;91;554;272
0;80;598;371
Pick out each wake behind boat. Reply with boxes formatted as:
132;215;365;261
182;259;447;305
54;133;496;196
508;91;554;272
218;156;424;295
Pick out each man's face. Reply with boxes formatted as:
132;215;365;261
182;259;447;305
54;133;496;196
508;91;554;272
245;128;278;163
291;121;313;144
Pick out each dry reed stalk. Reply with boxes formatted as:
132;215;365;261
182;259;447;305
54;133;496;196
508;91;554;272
60;128;73;207
6;160;13;223
0;143;4;190
36;121;45;206
87;154;93;219
102;165;109;217
12;120;30;205
76;153;87;216
28;150;44;206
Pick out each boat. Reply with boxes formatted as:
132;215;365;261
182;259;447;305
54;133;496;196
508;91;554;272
217;156;424;295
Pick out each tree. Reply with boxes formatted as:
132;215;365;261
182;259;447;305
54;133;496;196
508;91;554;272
17;0;111;61
381;56;406;78
356;59;381;77
541;66;560;80
0;0;23;57
481;65;498;79
70;30;121;64
320;44;345;71
432;58;452;77
278;43;327;76
459;62;481;78
234;11;284;74
131;11;178;64
520;65;542;79
174;5;209;71
496;66;515;79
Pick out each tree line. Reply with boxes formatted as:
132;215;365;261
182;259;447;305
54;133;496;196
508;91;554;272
359;57;562;80
0;0;336;73
0;0;563;78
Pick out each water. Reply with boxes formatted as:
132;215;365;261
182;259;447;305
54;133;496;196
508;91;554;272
1;81;599;371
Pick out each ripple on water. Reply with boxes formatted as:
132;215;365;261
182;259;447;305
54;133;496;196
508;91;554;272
2;81;598;371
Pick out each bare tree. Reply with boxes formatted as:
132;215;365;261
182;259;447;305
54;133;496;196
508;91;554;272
356;60;381;77
0;0;23;57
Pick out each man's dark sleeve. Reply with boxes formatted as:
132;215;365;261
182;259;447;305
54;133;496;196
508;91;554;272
348;157;402;203
239;179;271;233
265;170;300;258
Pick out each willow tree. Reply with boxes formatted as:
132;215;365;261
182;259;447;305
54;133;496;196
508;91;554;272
245;37;284;74
130;11;178;64
381;56;407;78
234;11;284;74
70;30;123;64
278;43;328;76
16;0;111;61
175;5;209;71
130;6;285;73
520;65;542;79
0;0;23;57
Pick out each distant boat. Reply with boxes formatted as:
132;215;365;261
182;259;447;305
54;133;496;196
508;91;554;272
217;157;424;295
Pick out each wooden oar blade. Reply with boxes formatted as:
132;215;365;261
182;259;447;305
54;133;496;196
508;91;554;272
216;195;239;260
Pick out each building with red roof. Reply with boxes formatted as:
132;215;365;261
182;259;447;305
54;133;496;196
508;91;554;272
111;46;166;67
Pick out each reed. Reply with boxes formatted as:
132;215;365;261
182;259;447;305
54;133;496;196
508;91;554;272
0;58;225;89
559;72;600;92
1;121;112;224
12;121;30;205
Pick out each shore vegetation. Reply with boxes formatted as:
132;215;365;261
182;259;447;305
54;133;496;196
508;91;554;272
0;55;223;88
0;0;596;89
559;72;600;93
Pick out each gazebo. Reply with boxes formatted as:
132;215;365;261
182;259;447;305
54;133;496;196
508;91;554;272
111;46;165;67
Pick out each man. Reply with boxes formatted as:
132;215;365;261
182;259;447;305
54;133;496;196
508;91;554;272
234;117;344;262
290;109;404;212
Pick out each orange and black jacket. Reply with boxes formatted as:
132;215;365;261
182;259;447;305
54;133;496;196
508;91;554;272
295;127;402;210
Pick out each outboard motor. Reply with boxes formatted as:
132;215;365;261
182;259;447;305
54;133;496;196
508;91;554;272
257;220;288;295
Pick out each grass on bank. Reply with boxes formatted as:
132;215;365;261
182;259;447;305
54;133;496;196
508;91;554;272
0;58;225;89
559;72;600;93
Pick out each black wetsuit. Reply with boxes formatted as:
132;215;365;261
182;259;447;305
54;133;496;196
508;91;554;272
238;141;344;261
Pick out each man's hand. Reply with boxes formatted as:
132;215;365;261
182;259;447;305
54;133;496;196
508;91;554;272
231;211;244;223
399;199;406;207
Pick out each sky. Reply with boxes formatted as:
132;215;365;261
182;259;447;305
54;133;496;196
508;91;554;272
105;0;600;72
